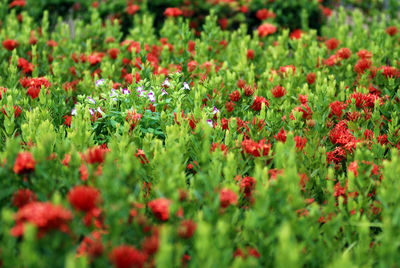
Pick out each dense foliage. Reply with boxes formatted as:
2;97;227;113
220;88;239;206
1;0;400;267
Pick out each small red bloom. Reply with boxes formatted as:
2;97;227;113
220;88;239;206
13;152;35;174
68;186;101;212
164;7;182;17
126;4;140;15
148;198;171;221
258;23;277;37
178;220;197;239
109;245;147;268
2;39;18;51
325;38;340;50
84;146;107;164
220;188;238;208
250;96;269;111
272;85;286;98
386;26;398;36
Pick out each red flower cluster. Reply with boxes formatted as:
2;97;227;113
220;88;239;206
241;138;271;157
20;77;51;99
68;185;101;212
11;202;72;237
109;245;147;268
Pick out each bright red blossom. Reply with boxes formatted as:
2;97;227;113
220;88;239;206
13;152;35;174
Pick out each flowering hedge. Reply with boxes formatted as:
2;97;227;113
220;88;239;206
1;0;400;267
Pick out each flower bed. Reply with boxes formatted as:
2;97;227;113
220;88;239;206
1;0;400;267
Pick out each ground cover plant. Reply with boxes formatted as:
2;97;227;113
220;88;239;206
1;0;400;267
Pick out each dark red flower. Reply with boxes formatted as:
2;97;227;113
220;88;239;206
2;39;18;51
109;245;147;268
12;189;37;208
68;186;100;212
250;96;269;111
148;198;170;221
13;152;35;174
108;48;120;59
336;47;352;59
386;26;398;36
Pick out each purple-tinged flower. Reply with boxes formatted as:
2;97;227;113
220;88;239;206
183;82;190;90
147;90;155;102
213;106;219;115
88;97;96;104
162;78;170;88
71;108;77;116
137;86;144;97
109;89;118;101
161;88;168;96
122;88;130;95
206;119;213;127
89;108;95;116
96;79;105;87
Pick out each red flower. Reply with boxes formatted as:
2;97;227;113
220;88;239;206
386;26;398;36
2;39;18;51
13;152;35;174
68;186;101;212
126;4;140;15
178;220;197;239
63;115;72;127
294;136;307;152
84;146;107;164
219;188;238;208
108;48;120;59
148;198;170;221
12;189;36;208
325;38;340;50
76;231;104;259
126;111;142;131
88;53;102;66
109;245;147;268
246;49;254;60
258;23;277;37
17;57;34;74
241;138;271;157
187;60;197;72
238;176;256;198
250;96;269;111
271;85;286;98
135;149;149;164
307;73;316;85
11;202;72;237
164;7;182;18
9;0;26;8
20;77;51;99
336;47;352;59
290;29;303;40
274;127;287;142
256;9;275;20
